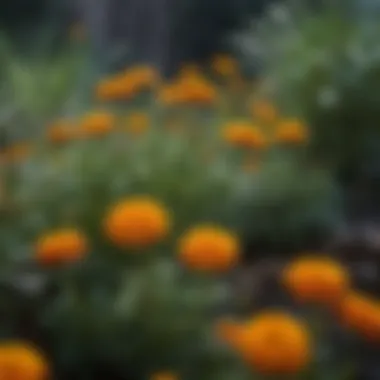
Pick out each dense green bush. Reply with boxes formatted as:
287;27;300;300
236;0;380;180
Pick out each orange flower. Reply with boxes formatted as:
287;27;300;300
159;76;217;106
340;292;380;342
251;100;277;124
178;225;240;272
96;77;131;101
35;229;88;265
275;119;308;144
0;341;49;380
104;196;171;249
150;372;178;380
80;112;115;137
96;66;158;101
126;112;150;136
211;54;238;77
237;312;312;375
47;120;77;144
223;122;267;149
283;256;350;305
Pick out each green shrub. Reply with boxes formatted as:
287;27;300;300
0;125;251;379
236;0;380;177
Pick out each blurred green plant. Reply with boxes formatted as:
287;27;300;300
0;38;86;142
0;122;254;380
230;155;342;253
236;0;380;179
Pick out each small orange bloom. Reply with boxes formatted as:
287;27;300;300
251;100;277;124
223;122;267;149
0;342;49;380
178;225;240;272
126;112;150;136
35;229;88;265
159;76;217;106
340;292;380;342
104;196;171;249
283;256;350;305
80;112;115;137
95;66;158;101
275;119;308;144
237;312;312;374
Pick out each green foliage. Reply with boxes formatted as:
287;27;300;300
0;40;86;141
230;154;342;251
1;127;250;379
236;0;380;175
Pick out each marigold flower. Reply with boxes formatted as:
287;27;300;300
0;342;49;380
178;225;240;272
35;229;88;265
223;122;267;149
104;196;171;249
251;100;277;124
95;66;158;101
237;312;312;374
126;112;150;136
340;292;380;342
80;112;115;137
211;54;238;77
159;76;217;106
283;256;350;305
275;119;308;144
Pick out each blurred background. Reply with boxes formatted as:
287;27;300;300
0;0;380;380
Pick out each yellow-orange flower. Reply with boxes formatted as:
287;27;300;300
126;112;150;136
0;341;49;380
80;112;115;137
47;120;78;144
35;229;88;265
96;66;158;101
178;225;240;272
211;54;238;77
251;100;277;124
237;312;312;374
159;76;217;106
340;292;380;342
223;122;267;149
104;196;171;249
275;119;308;144
283;256;350;305
150;372;178;380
